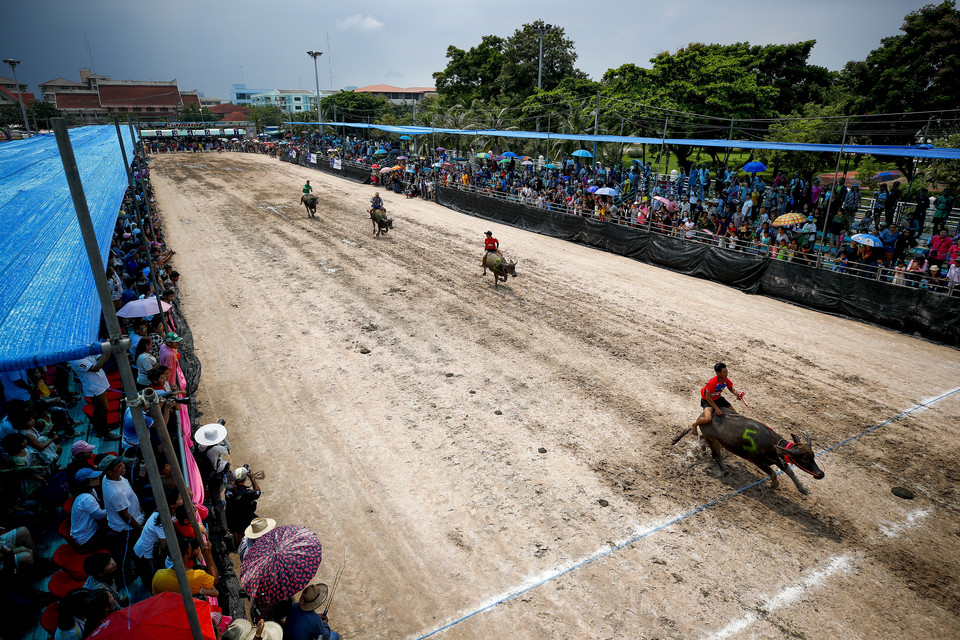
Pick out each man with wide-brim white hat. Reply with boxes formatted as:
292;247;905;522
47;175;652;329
284;583;340;639
238;517;276;560
221;618;251;640
194;422;231;478
241;620;283;640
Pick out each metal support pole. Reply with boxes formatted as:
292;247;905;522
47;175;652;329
655;117;669;189
143;388;204;540
721;119;734;179
820;118;849;252
127;118;162;245
114;118;168;333
51;118;205;640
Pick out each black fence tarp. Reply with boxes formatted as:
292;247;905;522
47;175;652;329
435;185;960;347
281;151;371;183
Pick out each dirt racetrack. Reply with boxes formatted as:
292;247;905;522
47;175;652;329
150;152;960;640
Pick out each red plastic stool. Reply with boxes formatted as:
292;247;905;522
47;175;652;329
40;603;60;634
57;519;71;539
53;544;101;581
48;570;86;599
62;496;75;516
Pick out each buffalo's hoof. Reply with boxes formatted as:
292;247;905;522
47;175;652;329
799;486;809;495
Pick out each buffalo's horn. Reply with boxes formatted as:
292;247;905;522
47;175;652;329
805;431;812;449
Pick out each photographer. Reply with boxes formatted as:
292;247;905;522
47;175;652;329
225;466;261;547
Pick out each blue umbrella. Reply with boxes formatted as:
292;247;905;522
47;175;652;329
545;163;558;169
373;149;387;155
399;135;412;140
742;161;766;173
586;186;599;193
596;187;619;196
872;171;899;182
851;233;883;248
572;149;593;158
501;151;518;158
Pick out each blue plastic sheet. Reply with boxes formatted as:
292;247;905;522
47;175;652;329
0;126;136;372
289;122;960;160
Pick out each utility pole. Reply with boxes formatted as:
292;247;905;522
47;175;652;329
592;91;600;168
307;50;323;128
821;118;850;251
3;59;31;135
535;23;549;144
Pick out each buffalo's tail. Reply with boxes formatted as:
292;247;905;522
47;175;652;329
671;428;690;445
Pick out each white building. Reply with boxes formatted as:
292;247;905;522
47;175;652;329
248;89;337;112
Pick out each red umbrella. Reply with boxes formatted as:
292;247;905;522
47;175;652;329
241;525;322;603
87;592;216;640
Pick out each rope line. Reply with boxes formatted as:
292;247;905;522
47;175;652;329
412;385;960;639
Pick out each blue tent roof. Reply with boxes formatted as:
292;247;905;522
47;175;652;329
0;126;136;372
288;121;960;159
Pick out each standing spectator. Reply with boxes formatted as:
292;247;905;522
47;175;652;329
884;182;901;228
239;517;276;561
225;467;261;546
913;187;930;231
932;188;954;235
283;583;340;640
879;224;900;265
0;369;32;403
872;184;888;231
70;468;108;552
99;455;144;574
158;332;183;383
927;229;954;269
68;352;119;440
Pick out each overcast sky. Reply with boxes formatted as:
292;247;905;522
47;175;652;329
4;0;928;102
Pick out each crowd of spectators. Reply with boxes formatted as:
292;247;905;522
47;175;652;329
275;132;960;292
2;148;340;639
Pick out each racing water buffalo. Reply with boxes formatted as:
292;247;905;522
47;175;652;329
673;406;824;494
301;193;318;217
370;208;393;237
482;252;518;288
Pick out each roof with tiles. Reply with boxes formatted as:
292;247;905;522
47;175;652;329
98;83;182;106
0;87;35;105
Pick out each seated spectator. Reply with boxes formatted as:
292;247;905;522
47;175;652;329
2;432;48;502
0;525;37;578
151;535;218;598
82;552;127;609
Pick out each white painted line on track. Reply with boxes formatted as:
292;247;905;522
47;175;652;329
703;555;853;640
879;508;931;538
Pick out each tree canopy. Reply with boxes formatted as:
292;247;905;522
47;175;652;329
319;91;390;123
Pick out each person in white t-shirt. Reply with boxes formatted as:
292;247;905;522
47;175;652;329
133;486;182;586
70;468;107;552
69;353;119;440
99;456;143;573
683;217;697;241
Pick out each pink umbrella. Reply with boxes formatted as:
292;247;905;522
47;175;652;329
653;196;677;211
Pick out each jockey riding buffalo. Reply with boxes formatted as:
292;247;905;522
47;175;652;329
482;253;518;288
370;207;393;237
673;406;824;494
301;193;318;217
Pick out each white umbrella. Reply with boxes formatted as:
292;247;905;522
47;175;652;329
596;187;619;196
117;298;171;318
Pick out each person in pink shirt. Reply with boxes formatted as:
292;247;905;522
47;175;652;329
158;332;183;383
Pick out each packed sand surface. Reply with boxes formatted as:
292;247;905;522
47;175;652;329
150;152;960;640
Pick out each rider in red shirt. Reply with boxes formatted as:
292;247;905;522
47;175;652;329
690;362;743;436
482;230;502;268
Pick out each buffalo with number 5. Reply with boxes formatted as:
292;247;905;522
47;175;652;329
674;406;825;495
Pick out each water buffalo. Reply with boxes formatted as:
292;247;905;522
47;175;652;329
301;193;318;217
370;208;393;237
482;252;518;288
673;407;824;494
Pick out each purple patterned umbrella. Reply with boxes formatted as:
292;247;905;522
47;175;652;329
240;525;322;603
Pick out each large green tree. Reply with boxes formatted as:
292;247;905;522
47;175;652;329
839;1;960;177
433;35;506;105
319;91;390;123
433;21;584;107
601;41;832;170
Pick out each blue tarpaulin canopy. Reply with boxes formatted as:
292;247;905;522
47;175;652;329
0;126;136;372
287;121;960;160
